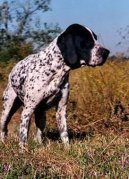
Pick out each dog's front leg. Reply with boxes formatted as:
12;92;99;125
56;81;69;146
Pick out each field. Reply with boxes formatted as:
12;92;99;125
0;59;129;178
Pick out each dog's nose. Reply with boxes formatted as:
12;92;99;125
100;48;110;59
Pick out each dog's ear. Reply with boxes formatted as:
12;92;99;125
57;24;94;67
57;26;78;66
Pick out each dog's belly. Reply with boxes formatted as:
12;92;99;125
35;89;62;110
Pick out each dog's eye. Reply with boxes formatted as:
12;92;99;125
86;42;94;49
80;40;94;49
80;41;86;48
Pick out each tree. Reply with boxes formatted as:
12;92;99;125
0;0;61;62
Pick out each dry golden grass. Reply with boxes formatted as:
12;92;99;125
0;59;129;178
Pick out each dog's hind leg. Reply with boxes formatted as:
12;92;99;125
1;83;22;141
34;103;46;143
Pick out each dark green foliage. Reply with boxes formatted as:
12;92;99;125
0;0;61;62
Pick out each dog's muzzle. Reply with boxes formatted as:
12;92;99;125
80;46;110;67
98;48;110;60
97;47;110;66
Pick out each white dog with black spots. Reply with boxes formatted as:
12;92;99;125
0;24;110;151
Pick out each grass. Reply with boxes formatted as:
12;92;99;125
0;59;129;178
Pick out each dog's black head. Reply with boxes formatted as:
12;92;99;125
57;24;110;69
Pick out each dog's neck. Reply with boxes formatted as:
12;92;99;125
41;38;70;73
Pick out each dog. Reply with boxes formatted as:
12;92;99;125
0;24;110;150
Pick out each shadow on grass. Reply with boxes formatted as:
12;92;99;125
45;128;95;142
